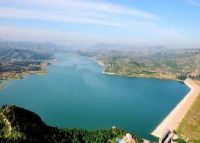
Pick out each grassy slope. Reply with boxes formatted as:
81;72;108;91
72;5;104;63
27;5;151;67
177;81;200;143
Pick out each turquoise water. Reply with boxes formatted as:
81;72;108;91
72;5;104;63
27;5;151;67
0;53;189;140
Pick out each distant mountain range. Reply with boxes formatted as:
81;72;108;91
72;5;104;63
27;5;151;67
0;40;67;54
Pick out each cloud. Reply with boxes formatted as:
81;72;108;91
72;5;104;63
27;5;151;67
185;0;200;6
44;0;158;19
0;7;127;27
0;0;158;28
0;0;199;48
11;0;158;19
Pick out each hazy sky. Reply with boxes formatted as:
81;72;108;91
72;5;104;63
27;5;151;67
0;0;200;48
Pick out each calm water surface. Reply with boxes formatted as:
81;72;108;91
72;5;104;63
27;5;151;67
0;53;189;140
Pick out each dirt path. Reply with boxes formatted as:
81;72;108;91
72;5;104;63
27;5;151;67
151;78;200;138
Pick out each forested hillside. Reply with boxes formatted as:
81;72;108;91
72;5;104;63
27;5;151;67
0;105;143;143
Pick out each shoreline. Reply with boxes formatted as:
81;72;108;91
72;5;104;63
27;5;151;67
91;57;105;67
92;58;200;139
151;78;200;138
0;59;54;91
103;71;183;82
92;57;183;82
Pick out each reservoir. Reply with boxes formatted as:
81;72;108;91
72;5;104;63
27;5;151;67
0;53;189;140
